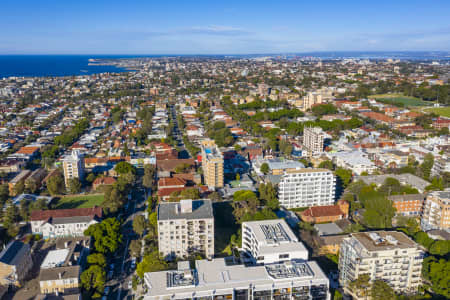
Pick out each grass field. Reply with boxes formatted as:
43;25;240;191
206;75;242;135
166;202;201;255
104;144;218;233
424;107;450;118
369;93;432;107
53;194;104;209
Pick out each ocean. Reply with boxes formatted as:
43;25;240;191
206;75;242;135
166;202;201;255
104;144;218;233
0;55;132;78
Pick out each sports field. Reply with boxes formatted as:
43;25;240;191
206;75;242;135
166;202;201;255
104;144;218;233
424;107;450;118
370;93;432;107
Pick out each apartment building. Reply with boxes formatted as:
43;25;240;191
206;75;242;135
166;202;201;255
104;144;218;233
30;207;102;238
62;150;84;186
421;189;450;231
339;231;423;294
301;91;323;111
278;168;336;209
388;194;425;217
242;219;308;265
303;127;324;156
0;240;32;286
143;258;330;300
200;139;224;189
157;199;214;259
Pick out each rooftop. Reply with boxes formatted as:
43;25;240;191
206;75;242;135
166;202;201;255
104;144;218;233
158;199;213;221
41;249;70;269
350;231;418;252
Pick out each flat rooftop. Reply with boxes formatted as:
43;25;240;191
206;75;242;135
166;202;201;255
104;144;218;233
41;249;70;269
158;199;213;221
144;259;328;298
351;231;418;252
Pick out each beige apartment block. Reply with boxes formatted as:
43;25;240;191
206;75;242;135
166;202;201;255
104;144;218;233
303;127;324;156
157;200;214;260
200;139;223;189
421;189;450;231
62;150;84;186
339;231;423;295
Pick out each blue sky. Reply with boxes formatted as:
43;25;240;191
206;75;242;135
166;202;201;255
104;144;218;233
1;0;449;54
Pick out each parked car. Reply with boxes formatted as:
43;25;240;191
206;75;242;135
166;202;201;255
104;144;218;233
104;286;110;295
128;280;133;290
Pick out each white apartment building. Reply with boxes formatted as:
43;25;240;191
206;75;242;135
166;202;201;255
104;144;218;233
143;258;330;300
278;168;336;209
62;150;84;185
330;151;377;175
157;199;214;260
303;127;325;156
242;219;308;265
339;231;423;294
421;189;450;231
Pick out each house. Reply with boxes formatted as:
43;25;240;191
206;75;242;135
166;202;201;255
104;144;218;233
31;207;103;238
92;176;116;190
0;240;33;286
315;234;349;255
300;200;349;223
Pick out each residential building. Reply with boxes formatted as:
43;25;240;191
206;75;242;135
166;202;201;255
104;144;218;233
31;207;102;238
355;173;430;193
300;200;349;223
200;140;224;189
421;189;450;231
157;199;214;259
242;219;308;265
303;127;325;156
62;150;84;186
278;168;336;209
0;240;33;286
143;258;330;300
339;231;423;294
301;91;323;111
388;194;425;217
330;151;376;175
38;237;89;295
8;169;31;195
315;234;348;255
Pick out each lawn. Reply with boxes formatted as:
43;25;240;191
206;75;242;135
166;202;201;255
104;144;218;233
424;107;450;118
369;93;432;107
53;193;104;209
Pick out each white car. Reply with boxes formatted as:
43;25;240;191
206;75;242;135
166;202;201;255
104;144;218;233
128;280;133;290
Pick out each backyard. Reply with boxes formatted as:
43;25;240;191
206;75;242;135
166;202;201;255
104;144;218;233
52;193;104;209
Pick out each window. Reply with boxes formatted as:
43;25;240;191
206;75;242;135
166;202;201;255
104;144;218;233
279;254;289;259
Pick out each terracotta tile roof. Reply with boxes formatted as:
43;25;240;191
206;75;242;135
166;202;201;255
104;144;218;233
30;207;102;221
158;177;186;188
301;205;344;218
93;177;116;185
157;187;187;197
17;146;39;155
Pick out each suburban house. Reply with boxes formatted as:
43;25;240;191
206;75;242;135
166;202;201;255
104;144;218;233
300;200;349;223
30;207;103;238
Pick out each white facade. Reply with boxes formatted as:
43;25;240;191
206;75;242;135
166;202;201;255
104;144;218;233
339;231;423;294
330;151;376;175
303;127;324;156
278;169;336;209
31;219;98;239
242;219;308;265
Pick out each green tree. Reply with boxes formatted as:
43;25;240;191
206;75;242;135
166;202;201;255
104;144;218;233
318;160;334;170
371;280;395;300
86;173;96;183
335;168;352;188
25;178;38;194
114;161;136;175
67;178;82;194
420;153;434;180
422;256;450;298
129;239;142;258
143;164;155;189
13;180;25;195
87;253;107;268
260;162;269;175
84;218;123;254
102;186;124;214
429;240;450;256
348;274;371;298
259;183;278;210
414;231;434;250
133;215;148;236
80;265;106;298
136;251;168;278
0;184;9;206
47;172;65;195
